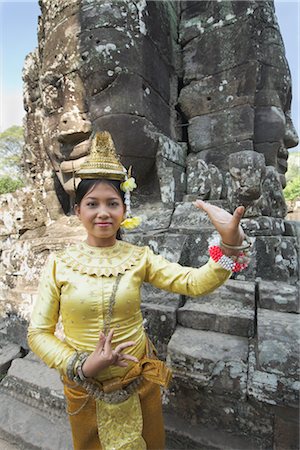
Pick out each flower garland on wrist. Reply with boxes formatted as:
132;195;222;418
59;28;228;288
208;235;251;273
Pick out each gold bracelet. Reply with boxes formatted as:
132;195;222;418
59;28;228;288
221;235;252;251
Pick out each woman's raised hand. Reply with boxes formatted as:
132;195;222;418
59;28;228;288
194;200;245;248
81;329;138;378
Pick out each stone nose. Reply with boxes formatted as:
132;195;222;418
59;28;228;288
284;115;299;149
58;111;92;144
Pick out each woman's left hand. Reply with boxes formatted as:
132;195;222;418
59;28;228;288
194;200;245;248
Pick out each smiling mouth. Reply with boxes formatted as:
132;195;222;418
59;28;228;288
95;223;112;227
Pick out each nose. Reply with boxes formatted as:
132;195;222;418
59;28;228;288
284;113;299;149
58;111;92;144
96;207;110;218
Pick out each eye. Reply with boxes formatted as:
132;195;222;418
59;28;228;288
86;202;96;207
109;201;120;207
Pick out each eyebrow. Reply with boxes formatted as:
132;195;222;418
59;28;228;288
85;196;121;200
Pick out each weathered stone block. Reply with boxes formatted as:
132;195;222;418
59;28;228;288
141;302;178;359
186;157;222;199
0;342;22;375
89;72;172;136
164;383;274;449
1;352;65;411
248;309;300;407
156;159;186;205
242;216;285;236
274;406;300;450
170;202;215;234
178;280;255;337
167;327;248;398
157;135;187;167
197;140;253;173
188;106;254;152
0;391;72;450
255;236;298;282
123;203;174;234
141;283;183;308
125;232;189;267
179;63;258;119
258;280;299;313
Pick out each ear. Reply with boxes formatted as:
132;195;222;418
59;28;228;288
74;204;81;219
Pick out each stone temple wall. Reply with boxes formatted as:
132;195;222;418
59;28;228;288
0;1;299;449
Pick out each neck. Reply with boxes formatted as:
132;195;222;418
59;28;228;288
86;236;117;248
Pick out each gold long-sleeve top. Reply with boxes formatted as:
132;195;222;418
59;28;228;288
28;240;231;382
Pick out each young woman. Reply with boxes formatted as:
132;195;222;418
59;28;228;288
28;131;250;450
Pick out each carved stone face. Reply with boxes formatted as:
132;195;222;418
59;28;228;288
253;23;299;187
33;0;178;208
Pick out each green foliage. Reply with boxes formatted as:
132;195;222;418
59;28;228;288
0;125;24;177
283;176;300;201
286;151;300;182
0;175;24;195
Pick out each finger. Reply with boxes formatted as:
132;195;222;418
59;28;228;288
95;331;106;352
231;206;245;227
116;361;129;367
115;341;136;353
121;354;139;363
104;329;114;351
193;199;206;211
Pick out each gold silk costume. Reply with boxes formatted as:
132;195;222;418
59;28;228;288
28;240;231;449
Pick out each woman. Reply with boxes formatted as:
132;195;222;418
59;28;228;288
28;131;250;450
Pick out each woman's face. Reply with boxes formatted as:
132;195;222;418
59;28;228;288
75;182;125;247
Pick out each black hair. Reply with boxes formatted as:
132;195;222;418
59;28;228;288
75;179;125;240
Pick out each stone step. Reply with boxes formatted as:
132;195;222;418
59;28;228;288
1;352;66;413
0;392;72;450
0;352;72;450
164;412;261;450
167;326;248;398
178;280;255;337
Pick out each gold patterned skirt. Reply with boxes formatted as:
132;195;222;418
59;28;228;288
64;377;165;450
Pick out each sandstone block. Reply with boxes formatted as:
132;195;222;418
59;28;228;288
1;352;65;411
170;202;215;234
248;309;300;407
178;280;255;337
0;392;72;450
141;302;178;359
258;280;299;313
188;106;254;152
167;327;248;398
0;342;22;375
255;236;298;282
179;63;258;119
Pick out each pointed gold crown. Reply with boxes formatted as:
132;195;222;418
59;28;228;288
76;131;127;180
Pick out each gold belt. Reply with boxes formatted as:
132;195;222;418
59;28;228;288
64;339;172;406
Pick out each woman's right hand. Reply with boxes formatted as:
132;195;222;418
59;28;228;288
81;329;138;378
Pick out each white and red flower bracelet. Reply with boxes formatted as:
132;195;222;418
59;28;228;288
208;235;251;273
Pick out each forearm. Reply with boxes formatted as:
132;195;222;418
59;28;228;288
27;327;76;375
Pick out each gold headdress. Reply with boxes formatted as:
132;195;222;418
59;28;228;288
76;131;126;180
76;131;141;229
